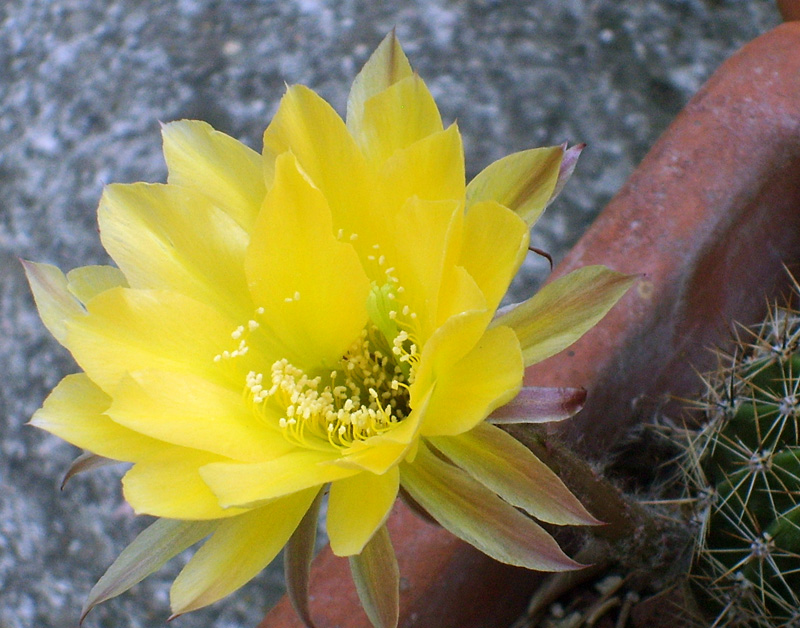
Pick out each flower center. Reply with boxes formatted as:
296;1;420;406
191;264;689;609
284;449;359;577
247;324;417;449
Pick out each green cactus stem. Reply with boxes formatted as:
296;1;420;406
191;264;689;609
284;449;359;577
678;277;800;627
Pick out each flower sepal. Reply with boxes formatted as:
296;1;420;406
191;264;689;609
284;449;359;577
494;265;636;367
284;488;325;628
80;519;217;624
488;385;587;424
349;525;399;628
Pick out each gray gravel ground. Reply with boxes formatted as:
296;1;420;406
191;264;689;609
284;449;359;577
0;1;782;627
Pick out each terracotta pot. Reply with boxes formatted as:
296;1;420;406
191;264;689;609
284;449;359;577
778;0;800;21
260;22;800;628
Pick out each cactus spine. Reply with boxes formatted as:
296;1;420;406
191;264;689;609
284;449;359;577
678;280;800;627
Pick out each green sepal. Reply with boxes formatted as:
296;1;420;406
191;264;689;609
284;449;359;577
428;423;599;526
494;265;634;367
284;488;324;628
400;441;582;571
349;524;399;628
81;518;217;623
61;452;118;490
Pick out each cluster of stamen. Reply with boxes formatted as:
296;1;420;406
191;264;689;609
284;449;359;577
246;325;418;448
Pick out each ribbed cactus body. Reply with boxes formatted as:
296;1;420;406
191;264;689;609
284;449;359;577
681;292;800;627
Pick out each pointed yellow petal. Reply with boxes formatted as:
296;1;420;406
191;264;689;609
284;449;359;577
161;120;265;231
429;423;598;526
245;152;370;370
460;201;530;312
466;146;564;226
200;450;359;508
435;265;487;329
30;373;164;462
169;490;318;615
107;370;293;463
64;288;242;394
346;31;413;137
23;261;85;345
65;265;128;304
387;196;464;341
357;74;443;165
494;266;634;367
400;442;582;571
263;85;371;235
98;183;251;320
333;440;410;475
348;525;399;628
420;325;522;437
327;467;399;556
411;309;494;407
122;448;248;520
379;124;465;219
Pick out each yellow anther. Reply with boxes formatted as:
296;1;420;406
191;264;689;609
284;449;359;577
247;324;415;449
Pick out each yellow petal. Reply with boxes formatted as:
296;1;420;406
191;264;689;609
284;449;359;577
170;489;318;616
200;450;359;508
64;288;244;394
429;423;599;526
107;370;293;463
65;265;128;304
378;124;465;220
98;183;251;320
333;440;410;475
357;73;443;165
420;325;523;437
460;200;530;312
161;120;265;231
30;373;164;462
466;145;564;226
494;266;634;367
435;264;487;329
23;261;85;345
411;309;493;403
327;467;399;556
263;85;373;238
245;152;370;370
122;448;249;520
346;31;413;138
386;196;464;341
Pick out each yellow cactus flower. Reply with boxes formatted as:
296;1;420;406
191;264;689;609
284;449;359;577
25;33;632;628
